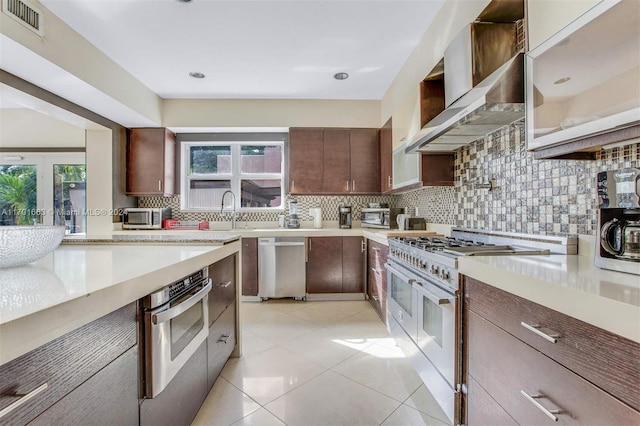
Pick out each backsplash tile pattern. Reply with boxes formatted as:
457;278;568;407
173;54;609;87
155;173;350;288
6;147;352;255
396;121;640;235
140;122;638;235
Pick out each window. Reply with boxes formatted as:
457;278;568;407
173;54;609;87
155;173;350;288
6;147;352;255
182;142;284;211
1;153;86;234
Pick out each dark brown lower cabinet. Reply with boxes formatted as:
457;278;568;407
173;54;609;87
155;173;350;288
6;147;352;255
207;304;236;389
0;304;137;425
208;253;237;323
367;239;388;323
306;236;365;294
139;342;208;426
242;238;258;296
464;277;640;425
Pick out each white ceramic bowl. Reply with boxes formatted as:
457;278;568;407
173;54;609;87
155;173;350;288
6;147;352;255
0;225;66;268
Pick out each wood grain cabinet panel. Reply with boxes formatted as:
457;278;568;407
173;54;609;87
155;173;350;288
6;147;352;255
467;310;639;425
208;254;237;325
349;128;380;194
306;237;343;293
380;118;393;193
0;304;137;425
242;238;258;296
465;277;640;410
367;240;388;322
207;304;236;389
342;237;366;293
323;128;351;193
126;128;175;196
466;375;517;426
289;128;324;194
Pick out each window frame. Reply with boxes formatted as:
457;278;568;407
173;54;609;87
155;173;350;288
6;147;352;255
181;140;285;212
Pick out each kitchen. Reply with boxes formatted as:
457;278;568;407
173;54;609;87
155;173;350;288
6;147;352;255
1;0;639;425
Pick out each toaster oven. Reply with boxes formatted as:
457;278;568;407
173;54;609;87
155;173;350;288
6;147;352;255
360;208;404;229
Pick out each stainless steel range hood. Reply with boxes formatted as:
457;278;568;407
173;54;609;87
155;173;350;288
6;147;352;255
405;53;525;153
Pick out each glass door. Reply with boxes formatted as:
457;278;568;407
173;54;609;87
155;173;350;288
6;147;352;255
386;262;418;341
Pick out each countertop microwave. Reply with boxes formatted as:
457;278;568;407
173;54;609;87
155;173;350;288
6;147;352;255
360;207;404;229
122;208;171;229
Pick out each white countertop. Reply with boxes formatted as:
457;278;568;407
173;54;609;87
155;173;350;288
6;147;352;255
458;254;640;343
0;241;241;364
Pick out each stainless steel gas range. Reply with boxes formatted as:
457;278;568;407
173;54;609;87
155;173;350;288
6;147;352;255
385;228;577;425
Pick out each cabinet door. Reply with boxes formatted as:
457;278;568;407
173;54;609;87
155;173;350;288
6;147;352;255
342;237;365;293
126;128;175;196
306;237;343;293
367;240;388;321
207;304;236;389
289;128;324;194
350;128;380;194
380;119;393;193
242;238;258;296
322;128;351;193
421;154;454;186
208;254;237;325
30;347;139;426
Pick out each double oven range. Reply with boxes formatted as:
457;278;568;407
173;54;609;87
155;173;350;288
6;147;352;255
385;228;577;424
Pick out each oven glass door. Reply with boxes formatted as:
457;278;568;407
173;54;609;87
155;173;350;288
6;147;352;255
416;283;456;386
146;280;211;397
386;262;417;341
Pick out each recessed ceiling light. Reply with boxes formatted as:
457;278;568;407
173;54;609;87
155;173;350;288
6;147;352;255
554;77;571;85
333;72;349;80
189;72;205;79
176;0;192;3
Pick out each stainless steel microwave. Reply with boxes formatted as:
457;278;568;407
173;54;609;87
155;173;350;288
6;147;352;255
360;207;404;229
122;208;171;229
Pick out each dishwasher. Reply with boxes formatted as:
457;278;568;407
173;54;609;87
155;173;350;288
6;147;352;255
258;237;306;300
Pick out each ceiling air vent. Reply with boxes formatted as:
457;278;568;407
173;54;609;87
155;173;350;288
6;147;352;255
2;0;43;36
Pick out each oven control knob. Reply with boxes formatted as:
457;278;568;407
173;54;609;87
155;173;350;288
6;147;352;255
430;265;439;275
440;269;449;280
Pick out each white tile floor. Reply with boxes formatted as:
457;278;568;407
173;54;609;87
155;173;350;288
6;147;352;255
192;300;451;426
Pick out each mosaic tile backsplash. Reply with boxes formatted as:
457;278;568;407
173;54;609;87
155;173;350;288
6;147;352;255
140;121;639;235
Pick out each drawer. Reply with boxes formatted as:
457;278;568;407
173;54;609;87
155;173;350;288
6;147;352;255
465;277;640;410
207;304;236;389
368;269;387;324
0;303;137;425
208;253;237;325
468;310;640;425
466;375;516;426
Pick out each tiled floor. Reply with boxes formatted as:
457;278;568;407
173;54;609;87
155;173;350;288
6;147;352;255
191;300;451;426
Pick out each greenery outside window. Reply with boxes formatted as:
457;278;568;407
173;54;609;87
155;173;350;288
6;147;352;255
182;142;284;211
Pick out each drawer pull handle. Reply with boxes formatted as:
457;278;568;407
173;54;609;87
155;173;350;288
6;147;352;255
521;322;561;343
0;383;48;419
218;334;230;344
520;390;563;422
218;281;232;288
372;295;380;302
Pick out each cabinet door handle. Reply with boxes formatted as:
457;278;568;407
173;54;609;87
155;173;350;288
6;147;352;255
520;390;564;422
217;280;232;288
217;334;230;344
0;383;48;419
158;180;162;192
352;180;356;192
521;322;561;343
371;267;378;274
291;180;295;192
361;240;366;252
388;176;392;188
372;295;380;302
346;180;350;191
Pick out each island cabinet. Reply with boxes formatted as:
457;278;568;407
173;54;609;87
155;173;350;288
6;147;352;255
126;127;175;196
241;237;259;296
306;236;365;294
367;239;388;323
207;254;237;389
289;127;380;195
464;277;640;425
0;304;138;425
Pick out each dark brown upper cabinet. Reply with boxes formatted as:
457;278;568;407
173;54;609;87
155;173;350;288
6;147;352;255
289;127;380;195
126;128;175;196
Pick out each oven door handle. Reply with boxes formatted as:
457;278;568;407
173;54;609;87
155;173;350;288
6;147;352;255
384;262;414;283
152;279;212;325
416;284;453;305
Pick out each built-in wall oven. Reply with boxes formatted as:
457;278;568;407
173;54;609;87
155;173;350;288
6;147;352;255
141;267;212;398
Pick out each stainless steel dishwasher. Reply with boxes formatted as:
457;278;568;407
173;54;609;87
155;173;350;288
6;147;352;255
258;237;306;300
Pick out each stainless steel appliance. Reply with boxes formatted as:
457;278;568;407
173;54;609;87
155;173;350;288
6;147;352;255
258;237;306;300
339;204;352;229
595;168;640;275
361;207;404;229
142;268;212;398
385;228;577;424
122;207;171;229
287;199;300;229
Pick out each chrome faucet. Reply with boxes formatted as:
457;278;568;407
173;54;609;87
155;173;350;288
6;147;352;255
220;190;237;229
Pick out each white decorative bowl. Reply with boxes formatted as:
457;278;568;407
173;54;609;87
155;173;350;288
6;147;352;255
0;226;66;268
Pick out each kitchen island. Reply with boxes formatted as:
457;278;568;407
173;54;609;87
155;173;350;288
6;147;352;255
0;238;241;364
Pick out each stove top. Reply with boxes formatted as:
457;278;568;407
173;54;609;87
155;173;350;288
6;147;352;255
390;236;550;257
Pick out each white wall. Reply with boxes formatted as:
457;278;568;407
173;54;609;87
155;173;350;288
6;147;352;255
0;108;85;148
527;0;600;50
85;129;113;234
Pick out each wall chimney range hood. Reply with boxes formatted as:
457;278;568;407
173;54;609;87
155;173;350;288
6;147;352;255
406;17;525;154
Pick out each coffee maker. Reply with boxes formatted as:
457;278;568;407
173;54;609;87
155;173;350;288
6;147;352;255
339;205;352;229
595;167;640;275
287;199;300;229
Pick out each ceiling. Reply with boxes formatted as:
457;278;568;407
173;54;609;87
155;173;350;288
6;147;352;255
39;0;446;100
